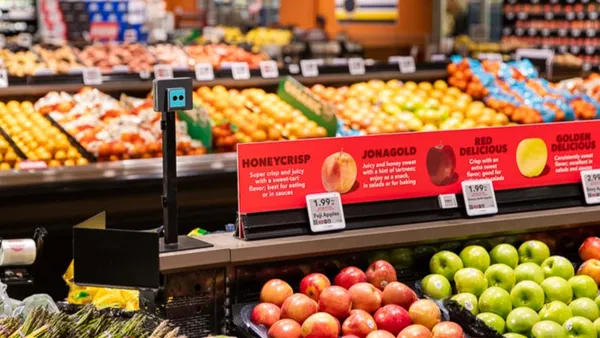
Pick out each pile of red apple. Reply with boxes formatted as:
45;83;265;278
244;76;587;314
422;240;600;338
251;260;465;338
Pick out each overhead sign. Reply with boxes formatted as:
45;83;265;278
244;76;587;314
335;0;398;23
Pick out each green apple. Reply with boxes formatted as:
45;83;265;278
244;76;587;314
479;286;513;319
422;274;452;299
506;307;540;334
491;244;520;269
569;276;599;300
460;245;491;272
511;280;545;311
570;298;600;321
531;320;568;338
455;267;488;297
594;318;600;337
430;251;464;281
477;312;506;334
596;295;600;310
486;264;516;292
519;241;550;265
389;248;414;269
541;277;573;304
563;316;597;338
515;263;545;284
539;301;573;325
541;256;575;280
451;292;479;315
504;334;528;338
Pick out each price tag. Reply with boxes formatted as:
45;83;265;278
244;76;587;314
195;63;214;81
300;59;319;77
559;28;568;37
478;53;503;62
528;28;537;36
124;29;138;43
18;161;48;170
259;60;279;79
515;28;525;36
154;64;173;80
348;57;366;75
289;64;300;74
566;12;575;20
0;69;7;88
545;12;554;20
399;56;417;73
139;70;151;79
542;28;551;36
573;29;582;37
231;62;251;80
577;12;585;20
82;67;103;85
151;28;167;42
517;12;528;20
590;12;598;20
581;170;600;204
571;45;581;54
0;35;4;49
586;46;596;54
462;179;498;216
506;12;515;20
438;194;458;209
306;192;346;233
587;29;596;37
17;33;32;48
112;65;129;73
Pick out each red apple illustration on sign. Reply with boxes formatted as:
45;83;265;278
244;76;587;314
322;150;357;194
426;144;457;186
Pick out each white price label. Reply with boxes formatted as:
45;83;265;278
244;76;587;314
306;192;346;233
462;179;498;216
231;62;251;80
581;170;600;204
348;57;365;75
478;53;503;62
399;56;416;73
82;67;103;85
17;33;32;48
112;65;129;73
0;69;7;88
0;35;4;49
151;28;167;42
139;70;151;79
154;64;173;80
516;49;554;63
545;12;554;20
195;63;214;81
438;194;458;209
288;64;300;74
124;29;138;43
430;54;446;63
566;12;575;20
259;60;279;79
300;59;319;77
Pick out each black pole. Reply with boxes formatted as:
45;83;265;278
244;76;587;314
162;111;178;245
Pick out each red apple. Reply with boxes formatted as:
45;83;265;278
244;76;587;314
580;237;600;261
398;324;433;338
366;261;397;290
319;286;353;319
300;273;331;301
302;312;340;338
281;293;319;324
408;300;441;330
366;330;396;338
260;279;293;307
382;282;418;310
578;259;600;285
373;305;411;336
343;336;361;338
336;267;368;289
251;303;281;327
431;322;463;338
426;145;456;186
342;309;378;338
349;283;382;313
269;319;302;338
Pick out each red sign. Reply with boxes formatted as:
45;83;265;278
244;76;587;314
237;121;600;214
89;22;119;41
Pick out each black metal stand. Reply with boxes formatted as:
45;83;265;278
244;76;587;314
162;111;178;246
160;111;213;252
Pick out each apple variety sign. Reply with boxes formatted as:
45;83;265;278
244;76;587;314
581;169;600;204
306;192;346;232
237;121;600;214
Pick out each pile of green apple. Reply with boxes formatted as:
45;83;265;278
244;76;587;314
422;240;600;338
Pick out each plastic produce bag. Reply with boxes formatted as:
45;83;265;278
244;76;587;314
12;293;58;320
0;281;14;316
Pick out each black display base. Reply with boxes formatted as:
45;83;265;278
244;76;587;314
239;183;585;241
159;235;214;253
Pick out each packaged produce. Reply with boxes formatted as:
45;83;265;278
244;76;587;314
184;44;268;69
77;43;155;73
35;88;206;161
147;44;190;69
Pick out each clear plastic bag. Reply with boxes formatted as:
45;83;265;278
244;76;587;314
11;293;58;320
0;281;13;316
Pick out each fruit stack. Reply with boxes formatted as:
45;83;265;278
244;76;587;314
424;240;600;338
252;260;465;338
0;101;88;167
195;86;327;151
311;79;510;133
448;57;600;123
184;44;269;69
0;132;21;170
35;88;206;161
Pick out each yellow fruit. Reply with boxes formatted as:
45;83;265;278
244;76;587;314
516;138;548;178
0;163;10;170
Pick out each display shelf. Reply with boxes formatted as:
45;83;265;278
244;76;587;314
0;63;448;97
